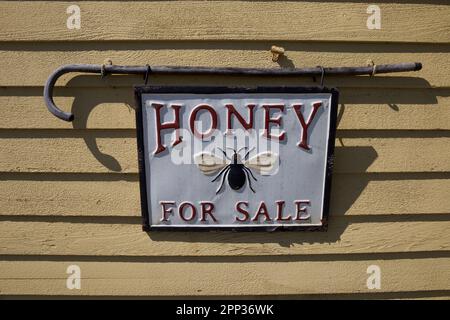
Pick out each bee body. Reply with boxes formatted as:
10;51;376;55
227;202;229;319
228;164;246;191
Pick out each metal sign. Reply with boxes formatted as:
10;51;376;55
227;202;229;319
135;86;338;231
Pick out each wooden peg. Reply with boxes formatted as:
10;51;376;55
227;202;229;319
271;46;285;62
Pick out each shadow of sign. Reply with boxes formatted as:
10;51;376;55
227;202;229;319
143;145;377;245
56;72;437;241
69;86;135;172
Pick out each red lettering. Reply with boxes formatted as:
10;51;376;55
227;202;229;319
189;104;218;139
275;200;291;221
153;103;182;155
293;102;322;150
294;200;311;220
179;202;197;221
200;202;218;222
160;201;175;222
263;104;285;141
252;202;272;222
235;201;250;222
225;104;255;134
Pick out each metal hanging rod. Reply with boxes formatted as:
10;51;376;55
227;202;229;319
44;62;422;122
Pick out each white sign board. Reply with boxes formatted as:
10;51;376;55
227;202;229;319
135;87;338;231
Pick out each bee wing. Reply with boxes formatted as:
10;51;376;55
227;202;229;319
245;151;279;176
194;152;227;175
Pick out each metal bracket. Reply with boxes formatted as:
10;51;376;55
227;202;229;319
43;62;422;122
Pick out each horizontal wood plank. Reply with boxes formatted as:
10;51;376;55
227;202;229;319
1;173;449;217
1;0;449;299
332;174;450;216
1;133;449;173
1;87;449;130
0;44;445;88
0;220;448;257
1;258;449;296
0;175;139;217
0;1;449;43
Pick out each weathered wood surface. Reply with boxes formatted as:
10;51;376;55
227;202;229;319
1;1;449;43
1;133;449;173
1;88;449;130
1;0;449;299
1;173;449;217
0;46;446;87
0;220;448;257
1;258;449;296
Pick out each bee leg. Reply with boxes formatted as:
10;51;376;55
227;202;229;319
243;166;257;181
216;167;230;194
243;168;256;193
211;165;230;182
217;148;232;161
243;147;255;160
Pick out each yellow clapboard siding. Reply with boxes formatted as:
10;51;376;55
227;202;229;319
0;44;445;88
331;174;450;216
0;1;449;43
0;175;139;217
1;0;448;300
1;258;449;296
1;133;449;173
1;87;449;130
1;173;449;217
407;295;450;300
0;220;448;257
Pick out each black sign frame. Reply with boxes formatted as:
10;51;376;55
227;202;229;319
134;86;339;232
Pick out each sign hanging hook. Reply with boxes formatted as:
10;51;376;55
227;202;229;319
317;66;325;86
144;64;151;85
367;60;377;77
101;58;113;78
101;64;107;78
42;62;422;122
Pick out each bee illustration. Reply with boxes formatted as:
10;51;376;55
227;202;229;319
194;147;279;194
